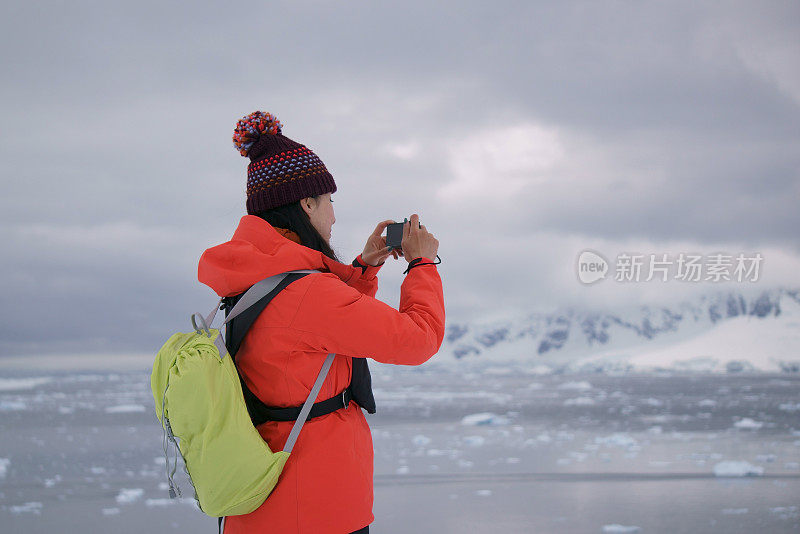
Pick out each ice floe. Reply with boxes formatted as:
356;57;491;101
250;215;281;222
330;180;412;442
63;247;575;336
712;461;764;477
0;458;9;478
461;435;486;447
105;404;147;414
144;498;197;507
733;418;764;429
115;488;144;504
602;524;641;533
460;412;510;426
411;434;432;447
9;502;42;514
484;367;513;376
721;508;748;514
0;377;52;392
595;433;639;450
564;397;595;406
557;381;592;390
0;401;26;411
769;506;799;520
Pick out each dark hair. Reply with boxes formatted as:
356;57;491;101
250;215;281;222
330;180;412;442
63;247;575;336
254;195;341;263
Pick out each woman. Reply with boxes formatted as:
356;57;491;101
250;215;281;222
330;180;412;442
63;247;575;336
197;111;445;534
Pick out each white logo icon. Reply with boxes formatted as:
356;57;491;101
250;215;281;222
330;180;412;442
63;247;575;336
577;250;608;284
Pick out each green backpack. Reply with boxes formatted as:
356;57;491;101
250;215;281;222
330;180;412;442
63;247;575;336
150;269;336;517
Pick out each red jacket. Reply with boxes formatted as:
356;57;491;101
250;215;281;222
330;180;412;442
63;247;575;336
197;215;446;534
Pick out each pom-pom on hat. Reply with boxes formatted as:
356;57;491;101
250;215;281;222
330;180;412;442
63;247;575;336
233;111;337;214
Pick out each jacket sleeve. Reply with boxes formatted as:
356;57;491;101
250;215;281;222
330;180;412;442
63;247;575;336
346;253;383;297
290;258;445;366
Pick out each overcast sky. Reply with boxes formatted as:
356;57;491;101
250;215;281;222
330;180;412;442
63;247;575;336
1;1;799;358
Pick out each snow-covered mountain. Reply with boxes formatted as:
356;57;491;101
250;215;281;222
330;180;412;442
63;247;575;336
436;287;800;373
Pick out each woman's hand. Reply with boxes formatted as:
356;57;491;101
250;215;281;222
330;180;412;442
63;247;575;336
401;213;439;262
361;220;400;267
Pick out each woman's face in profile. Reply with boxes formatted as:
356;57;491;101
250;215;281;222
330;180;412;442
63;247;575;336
305;193;336;243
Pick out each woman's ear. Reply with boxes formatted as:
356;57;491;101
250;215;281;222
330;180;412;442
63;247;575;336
300;196;316;216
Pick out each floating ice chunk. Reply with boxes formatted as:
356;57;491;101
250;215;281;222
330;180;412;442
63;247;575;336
458;459;473;468
105;405;146;414
558;381;592;391
769;506;799;520
0;401;26;411
475;489;492;496
145;498;197;507
713;461;764;477
536;433;552;443
0;377;52;392
145;498;174;507
371;428;391;440
721;508;748;515
779;403;800;412
770;506;797;513
602;525;641;533
595;433;639;450
755;454;776;463
643;398;663;407
102;507;120;515
90;466;106;475
526;382;544;390
412;434;431;447
564;397;595;406
10;502;42;515
57;406;74;414
462;435;486;447
115;488;144;504
0;458;9;478
484;367;512;376
44;474;61;488
461;412;510;426
733;418;764;429
396;466;409;475
647;426;663;435
698;399;717;407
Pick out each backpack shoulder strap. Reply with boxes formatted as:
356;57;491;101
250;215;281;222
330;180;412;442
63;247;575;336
222;271;316;356
221;270;341;431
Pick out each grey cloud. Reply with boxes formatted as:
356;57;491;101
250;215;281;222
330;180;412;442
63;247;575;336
1;1;798;356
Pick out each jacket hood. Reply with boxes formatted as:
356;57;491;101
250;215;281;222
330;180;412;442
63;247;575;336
198;215;362;297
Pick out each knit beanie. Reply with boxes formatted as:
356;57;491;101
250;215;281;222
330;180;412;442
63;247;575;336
232;111;337;214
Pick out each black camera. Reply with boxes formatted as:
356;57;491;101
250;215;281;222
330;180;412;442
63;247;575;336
385;218;421;254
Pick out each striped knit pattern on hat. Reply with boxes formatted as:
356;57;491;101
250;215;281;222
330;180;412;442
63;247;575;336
233;111;337;214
